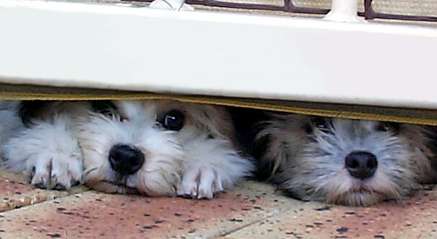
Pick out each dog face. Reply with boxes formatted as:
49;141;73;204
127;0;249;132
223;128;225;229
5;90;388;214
77;100;243;196
257;114;436;206
2;100;252;198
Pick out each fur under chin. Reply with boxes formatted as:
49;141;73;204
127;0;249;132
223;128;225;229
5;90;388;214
282;171;411;206
328;192;385;207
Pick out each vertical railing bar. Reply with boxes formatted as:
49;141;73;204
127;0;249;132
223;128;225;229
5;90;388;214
364;0;375;20
283;0;291;11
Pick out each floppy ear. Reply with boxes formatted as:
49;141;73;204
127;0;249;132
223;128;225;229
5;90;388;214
227;107;274;179
202;106;235;140
183;104;233;139
253;134;278;180
18;101;51;126
421;126;437;174
252;112;306;182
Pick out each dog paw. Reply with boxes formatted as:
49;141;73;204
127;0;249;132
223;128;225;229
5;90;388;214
2;117;84;190
29;153;82;190
177;166;223;199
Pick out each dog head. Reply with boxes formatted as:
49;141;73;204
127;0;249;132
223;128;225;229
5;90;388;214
78;100;236;196
257;114;436;206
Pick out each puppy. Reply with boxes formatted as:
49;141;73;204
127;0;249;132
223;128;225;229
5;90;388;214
256;114;437;206
1;100;253;199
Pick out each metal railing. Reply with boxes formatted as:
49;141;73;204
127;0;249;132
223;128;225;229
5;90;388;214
125;0;437;22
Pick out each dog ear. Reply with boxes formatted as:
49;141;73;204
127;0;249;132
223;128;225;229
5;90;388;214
253;134;280;181
229;107;281;181
18;101;51;127
423;126;437;173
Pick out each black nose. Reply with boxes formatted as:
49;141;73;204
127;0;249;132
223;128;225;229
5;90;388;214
109;144;145;176
345;151;378;180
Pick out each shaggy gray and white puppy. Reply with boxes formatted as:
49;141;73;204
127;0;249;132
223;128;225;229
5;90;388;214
1;100;253;199
256;114;437;206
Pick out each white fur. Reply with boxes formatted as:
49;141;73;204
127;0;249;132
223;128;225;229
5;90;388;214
2;100;253;198
179;135;253;199
2;115;83;189
77;107;184;196
0;101;24;155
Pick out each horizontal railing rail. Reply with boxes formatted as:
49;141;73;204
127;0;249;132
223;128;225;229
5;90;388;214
125;0;437;22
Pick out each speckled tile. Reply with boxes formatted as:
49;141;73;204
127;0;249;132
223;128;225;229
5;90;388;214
2;172;437;239
0;181;296;239
224;187;437;239
0;171;87;213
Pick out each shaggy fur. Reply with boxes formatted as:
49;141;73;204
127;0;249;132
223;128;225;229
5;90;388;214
256;114;437;206
1;100;253;198
0;101;24;156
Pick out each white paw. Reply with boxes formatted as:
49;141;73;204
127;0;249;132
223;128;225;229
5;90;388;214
2;118;83;190
177;166;224;199
28;151;83;190
149;0;194;10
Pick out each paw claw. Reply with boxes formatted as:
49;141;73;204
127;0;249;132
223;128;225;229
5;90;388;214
178;166;223;200
27;156;82;191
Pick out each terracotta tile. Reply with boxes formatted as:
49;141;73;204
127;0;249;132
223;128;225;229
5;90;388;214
5;177;436;239
225;187;437;239
0;171;87;213
0;182;294;239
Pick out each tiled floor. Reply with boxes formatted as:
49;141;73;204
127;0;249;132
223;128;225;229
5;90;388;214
0;170;437;239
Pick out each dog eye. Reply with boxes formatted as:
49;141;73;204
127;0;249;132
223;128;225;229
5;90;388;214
311;117;331;132
160;110;185;131
100;109;115;118
303;123;313;134
376;122;400;134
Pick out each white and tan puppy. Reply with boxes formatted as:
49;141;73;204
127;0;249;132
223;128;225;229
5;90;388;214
1;100;253;199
